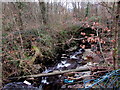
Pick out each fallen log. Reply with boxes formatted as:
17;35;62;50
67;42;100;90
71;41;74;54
9;67;90;79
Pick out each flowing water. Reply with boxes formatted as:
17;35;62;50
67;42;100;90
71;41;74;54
2;48;86;90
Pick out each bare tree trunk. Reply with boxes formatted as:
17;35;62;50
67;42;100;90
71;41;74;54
38;1;47;25
118;1;120;68
85;2;90;17
72;2;77;18
99;2;120;69
95;4;98;16
46;2;49;22
113;1;120;69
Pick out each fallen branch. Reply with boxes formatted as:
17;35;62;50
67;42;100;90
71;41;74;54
93;70;110;75
9;67;90;79
67;75;96;80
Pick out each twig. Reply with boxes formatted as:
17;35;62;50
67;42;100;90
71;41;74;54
67;75;96;80
99;2;113;16
93;70;110;75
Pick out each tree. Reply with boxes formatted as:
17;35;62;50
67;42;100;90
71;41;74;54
99;1;120;69
85;2;90;17
12;2;24;30
38;1;47;24
113;1;120;69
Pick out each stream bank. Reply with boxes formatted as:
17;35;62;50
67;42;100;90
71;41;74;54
2;46;113;89
2;25;114;89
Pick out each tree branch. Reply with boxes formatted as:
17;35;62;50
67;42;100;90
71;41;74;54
54;36;98;46
99;2;113;16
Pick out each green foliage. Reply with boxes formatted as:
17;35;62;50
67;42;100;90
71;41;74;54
16;2;27;9
69;25;81;33
59;30;69;41
88;16;102;22
2;33;8;37
59;25;82;39
3;22;14;31
57;25;82;51
69;41;78;47
2;24;86;82
11;61;20;67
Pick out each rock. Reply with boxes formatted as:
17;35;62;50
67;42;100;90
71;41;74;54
2;82;38;90
84;62;99;66
82;49;101;63
66;46;77;52
61;85;66;88
23;80;31;85
61;54;69;59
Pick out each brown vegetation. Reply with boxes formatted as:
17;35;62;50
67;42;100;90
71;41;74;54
1;1;120;88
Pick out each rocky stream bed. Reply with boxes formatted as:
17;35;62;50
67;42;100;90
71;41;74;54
2;46;114;90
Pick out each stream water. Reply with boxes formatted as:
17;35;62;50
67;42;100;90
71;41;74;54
2;48;87;90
